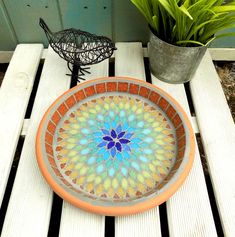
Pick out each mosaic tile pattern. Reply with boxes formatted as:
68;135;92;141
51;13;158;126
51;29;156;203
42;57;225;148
54;95;177;201
38;78;195;213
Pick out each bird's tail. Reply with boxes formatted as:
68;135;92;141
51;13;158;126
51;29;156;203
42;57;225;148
39;18;53;41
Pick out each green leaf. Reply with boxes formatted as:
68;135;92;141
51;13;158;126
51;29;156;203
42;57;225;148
205;36;216;46
186;17;225;40
179;5;193;20
200;23;235;42
212;5;235;13
152;15;159;33
176;40;205;46
183;0;191;8
158;0;176;19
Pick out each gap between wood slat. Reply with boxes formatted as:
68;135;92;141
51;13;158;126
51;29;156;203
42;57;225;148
109;59;115;77
105;216;115;237
159;203;170;237
47;193;63;237
205;175;224;237
0;137;24;235
25;63;44;119
143;57;152;84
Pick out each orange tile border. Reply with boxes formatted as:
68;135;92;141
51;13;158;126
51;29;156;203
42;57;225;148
45;132;53;145
172;114;182;128
118;82;128;92
74;90;86;101
177;149;185;159
51;111;61;125
149;91;160;103
158;97;169;111
45;143;53;156
47;121;56;135
66;95;76;108
84;85;96;97
57;103;68;116
176;125;185;138
96;83;106;93
107;82;117;92
166;105;177;120
139;86;150;98
129;83;139;94
178;136;186;149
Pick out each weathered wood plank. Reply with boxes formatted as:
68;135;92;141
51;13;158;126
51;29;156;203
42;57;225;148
151;63;217;236
0;2;17;50
115;42;145;80
0;49;47;64
83;59;109;80
1;47;70;237
3;0;62;45
58;60;109;237
0;44;43;206
192;116;199;134
42;49;48;60
209;48;235;61
58;0;112;38
114;42;162;237
20;119;30;136
60;206;105;237
112;0;149;43
116;209;161;237
190;51;235;237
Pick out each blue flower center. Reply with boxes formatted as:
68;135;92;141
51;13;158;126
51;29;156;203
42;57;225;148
97;124;133;158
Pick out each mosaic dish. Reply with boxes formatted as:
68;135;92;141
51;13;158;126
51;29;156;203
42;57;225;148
36;77;195;216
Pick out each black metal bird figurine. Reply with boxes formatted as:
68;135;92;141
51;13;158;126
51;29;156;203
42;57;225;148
39;18;116;82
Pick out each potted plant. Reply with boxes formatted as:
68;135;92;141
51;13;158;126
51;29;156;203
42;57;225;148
131;0;235;83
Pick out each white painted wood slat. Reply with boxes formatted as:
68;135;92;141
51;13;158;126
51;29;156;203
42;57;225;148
20;119;30;136
192;116;199;134
0;44;43;206
190;51;235;237
209;48;235;61
115;42;146;80
151;77;217;236
1;47;70;237
115;42;162;237
58;60;109;237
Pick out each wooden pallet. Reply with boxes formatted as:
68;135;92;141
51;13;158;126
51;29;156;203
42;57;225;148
0;43;234;237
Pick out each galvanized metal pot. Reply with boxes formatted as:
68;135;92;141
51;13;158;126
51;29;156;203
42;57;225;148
148;30;207;84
